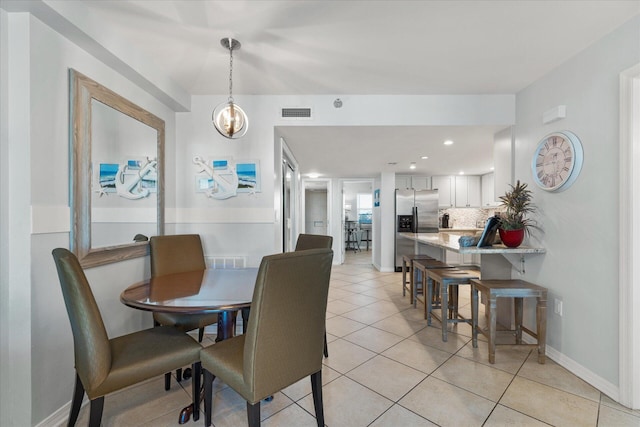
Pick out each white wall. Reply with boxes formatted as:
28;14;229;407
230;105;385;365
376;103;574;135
513;15;640;394
305;190;328;235
1;10;33;426
3;14;180;424
0;7;8;423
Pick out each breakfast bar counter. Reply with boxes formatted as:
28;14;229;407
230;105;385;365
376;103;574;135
399;231;546;326
400;231;545;256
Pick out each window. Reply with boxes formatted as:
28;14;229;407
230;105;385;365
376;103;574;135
357;193;372;224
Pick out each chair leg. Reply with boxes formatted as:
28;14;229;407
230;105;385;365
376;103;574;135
198;327;205;342
192;362;201;421
204;369;215;427
164;372;171;390
242;307;250;334
88;397;104;427
311;371;324;427
68;373;85;427
247;401;261;427
177;367;183;382
323;332;329;358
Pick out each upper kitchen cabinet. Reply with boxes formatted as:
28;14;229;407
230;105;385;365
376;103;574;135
481;173;500;207
395;175;431;190
455;175;481;208
432;176;454;208
395;175;412;190
411;176;431;191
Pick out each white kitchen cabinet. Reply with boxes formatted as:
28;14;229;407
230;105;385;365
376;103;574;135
455;175;481;208
481;173;500;207
395;175;431;190
431;176;454;208
445;250;480;267
395;175;412;190
411;176;431;190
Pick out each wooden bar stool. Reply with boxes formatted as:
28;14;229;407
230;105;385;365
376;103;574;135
426;269;480;342
412;259;455;309
401;254;434;304
470;279;548;364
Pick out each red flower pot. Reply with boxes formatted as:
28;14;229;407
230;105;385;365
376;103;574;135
499;228;525;248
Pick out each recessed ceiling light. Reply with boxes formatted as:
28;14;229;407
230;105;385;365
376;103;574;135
409;163;416;170
308;173;320;178
490;167;495;171
444;140;454;146
421;156;429;160
459;171;465;175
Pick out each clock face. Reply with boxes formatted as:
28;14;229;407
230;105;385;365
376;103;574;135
532;131;583;192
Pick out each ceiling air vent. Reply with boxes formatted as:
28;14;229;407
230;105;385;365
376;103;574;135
281;107;312;119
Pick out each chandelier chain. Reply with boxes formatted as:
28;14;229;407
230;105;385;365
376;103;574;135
228;43;234;103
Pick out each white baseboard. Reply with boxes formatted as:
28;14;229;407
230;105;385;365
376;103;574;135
36;399;83;427
521;336;619;401
545;345;619;401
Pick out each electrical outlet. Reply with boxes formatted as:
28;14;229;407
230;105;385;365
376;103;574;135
554;298;563;316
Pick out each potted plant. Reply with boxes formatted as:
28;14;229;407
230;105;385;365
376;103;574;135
497;180;538;248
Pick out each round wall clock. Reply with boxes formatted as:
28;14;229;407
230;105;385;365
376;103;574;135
531;130;584;192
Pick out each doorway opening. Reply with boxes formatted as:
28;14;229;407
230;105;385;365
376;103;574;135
281;147;298;253
302;179;331;238
342;179;374;265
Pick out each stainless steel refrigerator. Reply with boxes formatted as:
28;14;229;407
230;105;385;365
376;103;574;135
395;189;439;271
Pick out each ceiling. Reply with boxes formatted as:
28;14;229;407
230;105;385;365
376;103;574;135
44;1;640;178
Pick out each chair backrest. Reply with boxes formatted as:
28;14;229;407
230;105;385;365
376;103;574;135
294;233;333;251
243;248;333;401
150;234;206;277
52;248;111;394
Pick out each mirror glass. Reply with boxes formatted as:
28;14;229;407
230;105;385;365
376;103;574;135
70;69;165;268
90;99;158;247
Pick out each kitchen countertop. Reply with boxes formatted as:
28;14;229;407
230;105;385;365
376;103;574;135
399;231;546;255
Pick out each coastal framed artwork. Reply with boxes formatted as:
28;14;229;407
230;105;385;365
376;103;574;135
236;160;261;193
193;156;261;199
96;157;158;199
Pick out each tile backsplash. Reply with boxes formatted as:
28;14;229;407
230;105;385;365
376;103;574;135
439;207;500;228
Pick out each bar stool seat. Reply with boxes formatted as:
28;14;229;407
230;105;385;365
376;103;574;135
470;279;548;364
401;254;434;303
412;259;455;310
426;269;480;342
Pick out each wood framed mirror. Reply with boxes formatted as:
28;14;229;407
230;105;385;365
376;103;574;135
70;69;164;268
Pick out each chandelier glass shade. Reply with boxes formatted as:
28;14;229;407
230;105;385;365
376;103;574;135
213;38;248;139
212;101;247;139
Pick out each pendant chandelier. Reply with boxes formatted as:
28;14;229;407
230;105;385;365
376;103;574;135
212;38;248;139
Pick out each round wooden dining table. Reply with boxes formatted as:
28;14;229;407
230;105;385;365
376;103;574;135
120;268;259;423
121;267;258;341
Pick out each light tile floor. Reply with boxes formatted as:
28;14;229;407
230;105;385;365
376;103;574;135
70;249;640;426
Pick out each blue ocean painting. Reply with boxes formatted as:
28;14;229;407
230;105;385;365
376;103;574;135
99;163;119;189
212;160;228;170
236;163;257;189
127;159;142;169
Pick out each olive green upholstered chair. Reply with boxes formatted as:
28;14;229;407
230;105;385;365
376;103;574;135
294;233;333;251
201;248;334;427
150;234;219;342
150;234;221;388
294;233;333;357
52;248;202;427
